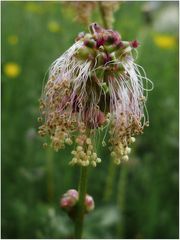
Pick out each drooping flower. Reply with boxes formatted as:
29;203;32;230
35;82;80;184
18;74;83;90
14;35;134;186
38;23;153;166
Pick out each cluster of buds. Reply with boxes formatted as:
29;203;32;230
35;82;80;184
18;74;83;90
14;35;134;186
38;23;153;165
60;189;95;215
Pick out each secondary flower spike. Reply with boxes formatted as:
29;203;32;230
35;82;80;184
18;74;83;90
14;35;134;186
38;23;153;165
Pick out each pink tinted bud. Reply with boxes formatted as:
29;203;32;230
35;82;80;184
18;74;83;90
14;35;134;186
85;194;95;212
67;189;79;200
112;31;121;45
60;197;71;208
60;189;79;210
130;40;140;48
90;23;104;34
107;30;121;45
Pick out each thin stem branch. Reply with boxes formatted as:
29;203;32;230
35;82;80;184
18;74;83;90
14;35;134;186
74;166;88;238
98;1;110;29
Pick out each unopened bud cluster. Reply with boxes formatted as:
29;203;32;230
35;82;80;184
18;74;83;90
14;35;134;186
38;23;153;165
71;130;101;167
60;189;95;214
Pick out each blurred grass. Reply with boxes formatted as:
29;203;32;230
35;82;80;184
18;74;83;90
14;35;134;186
2;1;179;239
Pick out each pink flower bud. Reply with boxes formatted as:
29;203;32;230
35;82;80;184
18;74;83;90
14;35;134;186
67;189;79;200
89;23;104;34
85;194;95;212
130;40;140;48
60;197;72;208
60;189;79;210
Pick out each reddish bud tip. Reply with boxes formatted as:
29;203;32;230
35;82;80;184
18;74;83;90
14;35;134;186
96;37;106;48
130;40;140;48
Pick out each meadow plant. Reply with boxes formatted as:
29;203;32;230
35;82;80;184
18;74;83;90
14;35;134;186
38;22;153;238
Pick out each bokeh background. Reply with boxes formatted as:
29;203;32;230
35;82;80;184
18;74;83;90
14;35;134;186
2;1;179;239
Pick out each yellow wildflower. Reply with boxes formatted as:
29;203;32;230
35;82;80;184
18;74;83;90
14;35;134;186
4;63;21;78
8;35;18;45
47;21;60;33
153;35;176;49
25;2;43;14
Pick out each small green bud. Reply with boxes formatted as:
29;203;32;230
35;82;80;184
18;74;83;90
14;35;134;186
84;39;96;48
101;82;109;93
84;33;92;39
105;44;118;53
76;46;94;60
96;52;106;67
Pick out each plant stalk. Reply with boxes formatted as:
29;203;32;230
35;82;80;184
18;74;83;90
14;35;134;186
98;1;110;29
103;160;116;202
74;166;88;238
74;3;111;238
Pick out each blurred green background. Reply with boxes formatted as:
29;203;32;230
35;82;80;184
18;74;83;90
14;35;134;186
2;1;179;239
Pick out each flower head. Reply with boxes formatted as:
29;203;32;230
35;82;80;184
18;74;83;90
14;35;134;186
39;23;153;166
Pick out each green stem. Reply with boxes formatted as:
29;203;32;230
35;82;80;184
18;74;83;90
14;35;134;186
46;148;54;202
116;165;128;237
103;160;116;202
98;2;110;29
74;166;88;238
74;3;111;238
